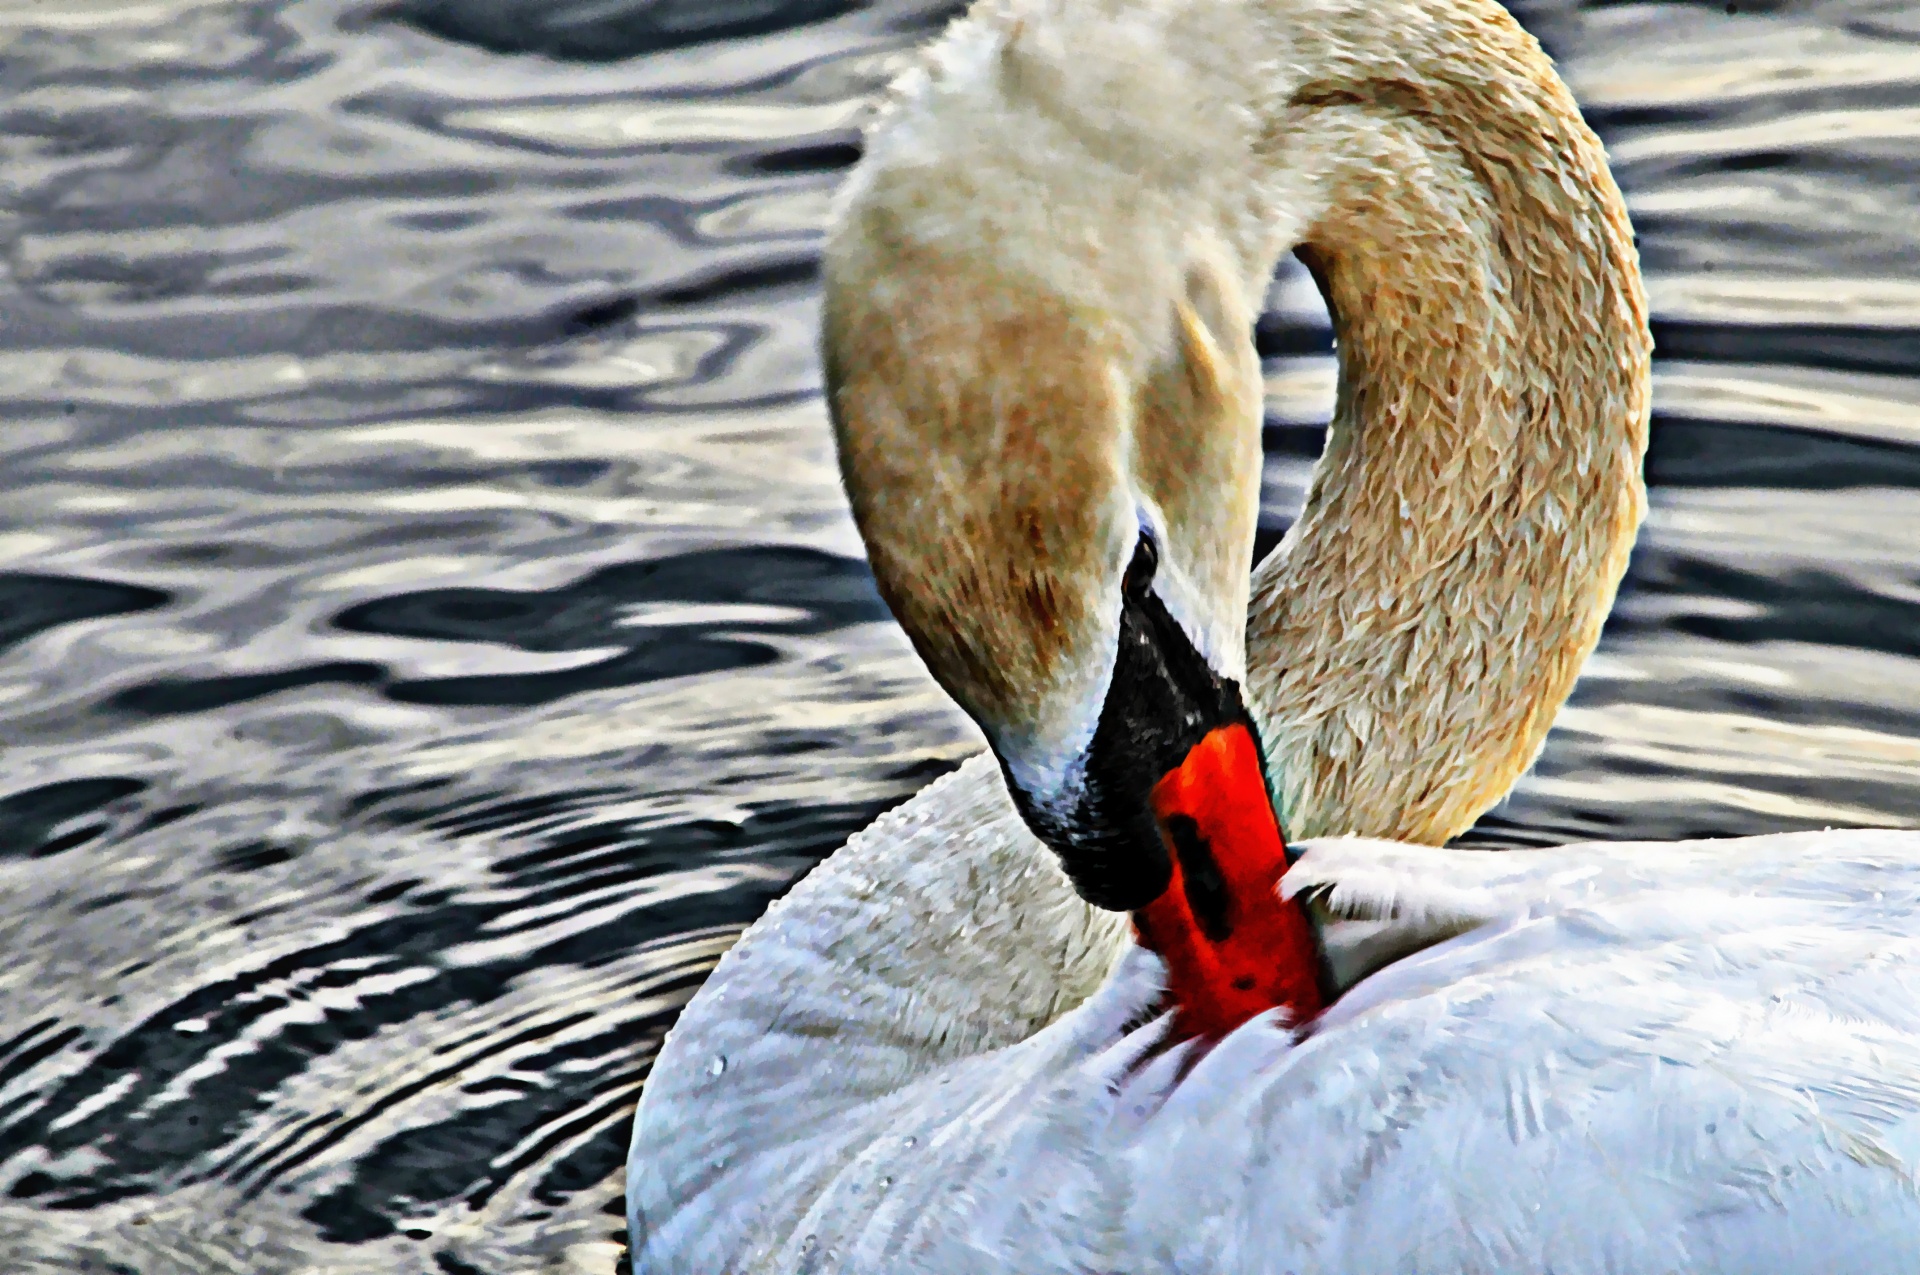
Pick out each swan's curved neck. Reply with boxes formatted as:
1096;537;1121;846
1245;9;1652;844
828;0;1650;857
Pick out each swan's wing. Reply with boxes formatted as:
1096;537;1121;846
1116;827;1920;1273
1287;827;1920;916
1292;828;1920;1002
635;820;1920;1274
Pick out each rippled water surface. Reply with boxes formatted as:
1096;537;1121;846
1;0;1916;1269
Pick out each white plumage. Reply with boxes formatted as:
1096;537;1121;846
629;758;1920;1272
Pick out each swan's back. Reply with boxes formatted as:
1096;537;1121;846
629;759;1920;1273
1129;832;1920;1273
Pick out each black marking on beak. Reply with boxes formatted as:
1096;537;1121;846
1162;813;1233;942
1004;534;1266;912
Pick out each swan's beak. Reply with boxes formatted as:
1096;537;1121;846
1137;722;1326;1038
1011;538;1324;1037
980;518;1327;1037
992;531;1266;914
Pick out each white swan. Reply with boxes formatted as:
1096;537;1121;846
626;0;1920;1269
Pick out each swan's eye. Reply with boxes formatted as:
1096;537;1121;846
1123;527;1159;599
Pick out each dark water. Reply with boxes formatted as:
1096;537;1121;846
0;0;1915;1269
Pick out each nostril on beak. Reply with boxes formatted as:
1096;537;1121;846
1123;527;1159;598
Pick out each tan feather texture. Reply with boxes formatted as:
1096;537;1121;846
826;234;1138;774
1247;8;1652;842
823;0;1652;837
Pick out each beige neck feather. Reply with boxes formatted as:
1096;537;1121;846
1244;5;1652;843
827;0;1652;845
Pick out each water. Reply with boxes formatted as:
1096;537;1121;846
0;0;1915;1269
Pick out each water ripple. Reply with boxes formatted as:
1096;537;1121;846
0;0;1916;1271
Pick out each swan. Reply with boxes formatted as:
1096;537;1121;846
626;0;1920;1268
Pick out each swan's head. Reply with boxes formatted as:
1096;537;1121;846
821;11;1325;1033
825;211;1275;912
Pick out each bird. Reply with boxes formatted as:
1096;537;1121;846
625;0;1920;1270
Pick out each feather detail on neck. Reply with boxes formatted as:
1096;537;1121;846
829;0;1651;841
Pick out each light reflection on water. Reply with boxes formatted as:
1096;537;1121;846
0;0;1915;1269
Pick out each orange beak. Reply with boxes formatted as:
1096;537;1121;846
1131;723;1326;1039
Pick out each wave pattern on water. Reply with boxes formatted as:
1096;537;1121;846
0;0;1916;1270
